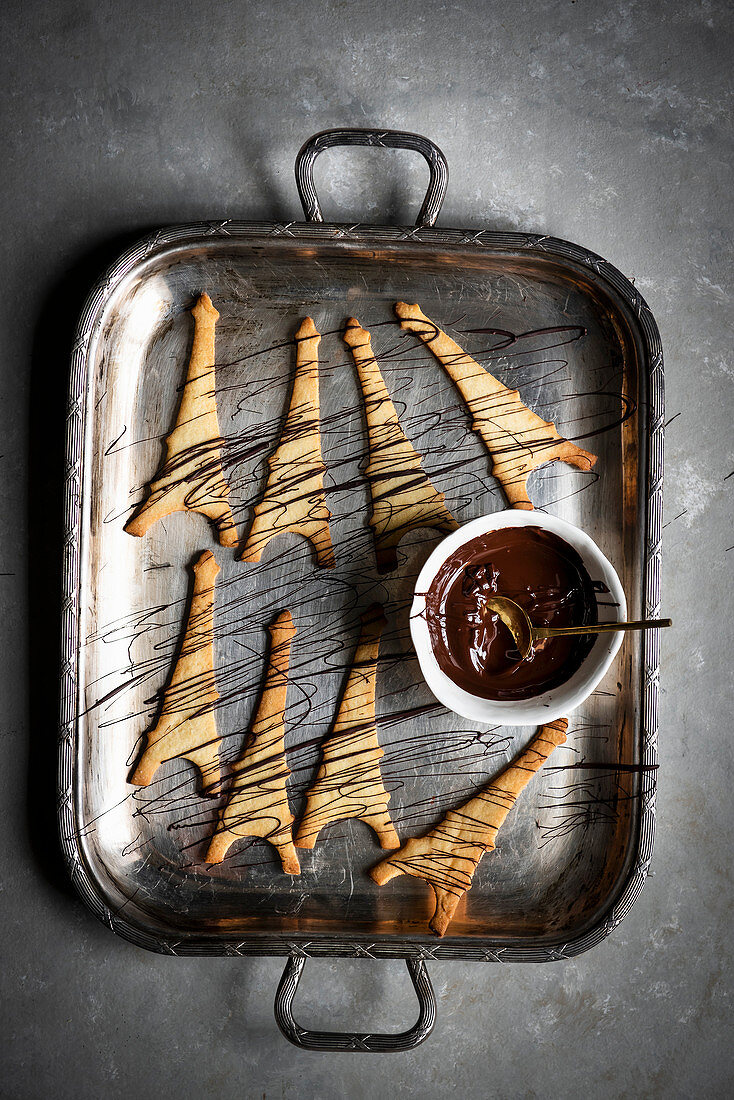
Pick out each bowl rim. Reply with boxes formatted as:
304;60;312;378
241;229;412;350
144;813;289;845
410;509;628;725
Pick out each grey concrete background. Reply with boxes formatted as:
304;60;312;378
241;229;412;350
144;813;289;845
2;1;732;1097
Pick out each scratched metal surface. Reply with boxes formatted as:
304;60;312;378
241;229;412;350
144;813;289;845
66;227;655;953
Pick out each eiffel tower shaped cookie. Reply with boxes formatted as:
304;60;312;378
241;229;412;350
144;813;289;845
125;293;237;547
239;317;335;567
295;603;399;851
371;718;568;935
395;302;596;510
205;610;299;873
130;550;223;792
344;317;458;572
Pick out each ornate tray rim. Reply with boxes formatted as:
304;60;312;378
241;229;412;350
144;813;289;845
58;219;663;962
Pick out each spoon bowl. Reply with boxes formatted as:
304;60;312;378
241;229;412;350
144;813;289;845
411;509;631;725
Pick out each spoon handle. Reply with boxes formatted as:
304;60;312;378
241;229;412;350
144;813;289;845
536;618;672;640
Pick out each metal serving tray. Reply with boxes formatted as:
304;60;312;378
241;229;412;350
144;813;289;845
59;130;663;1051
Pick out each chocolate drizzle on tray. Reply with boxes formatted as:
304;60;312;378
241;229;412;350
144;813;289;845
83;294;640;935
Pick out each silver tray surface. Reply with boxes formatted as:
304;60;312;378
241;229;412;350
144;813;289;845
60;217;663;965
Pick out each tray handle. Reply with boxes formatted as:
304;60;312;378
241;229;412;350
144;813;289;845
295;127;448;227
274;956;436;1052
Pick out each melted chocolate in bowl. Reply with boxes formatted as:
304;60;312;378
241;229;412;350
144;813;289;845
424;526;599;701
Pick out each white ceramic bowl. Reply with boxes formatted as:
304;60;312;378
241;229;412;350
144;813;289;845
410;510;627;726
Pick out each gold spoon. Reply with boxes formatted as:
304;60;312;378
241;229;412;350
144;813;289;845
483;596;672;660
